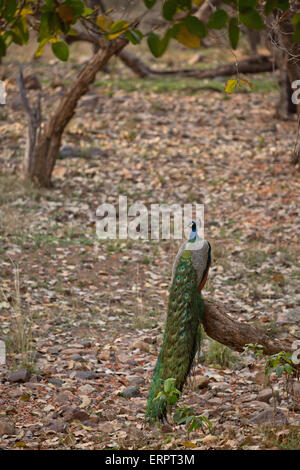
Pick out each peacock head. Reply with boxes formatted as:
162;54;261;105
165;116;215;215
188;220;198;232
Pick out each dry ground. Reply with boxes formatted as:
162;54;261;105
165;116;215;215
0;40;300;449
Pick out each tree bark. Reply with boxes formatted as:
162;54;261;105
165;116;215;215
23;38;127;187
202;299;299;370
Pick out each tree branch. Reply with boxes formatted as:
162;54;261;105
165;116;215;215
202;299;300;370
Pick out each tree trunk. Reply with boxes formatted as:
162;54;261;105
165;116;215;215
20;38;127;187
202;299;300;371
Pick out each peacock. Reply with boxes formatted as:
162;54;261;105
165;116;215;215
146;221;211;421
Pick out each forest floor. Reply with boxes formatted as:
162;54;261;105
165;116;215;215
0;40;300;450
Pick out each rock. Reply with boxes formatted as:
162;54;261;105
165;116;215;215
81;341;91;348
208;381;228;391
48;378;63;387
0;420;15;437
257;388;280;403
207;397;223;406
78;384;95;394
81;418;98;428
47;346;62;354
24;74;41;90
194;375;210;390
250;409;289;427
75;370;97;380
128;376;145;386
70;354;84;361
131;341;150;353
98;350;111;361
45;420;66;433
121;386;141;399
61;348;84;356
253;369;268;386
63;407;90;423
55;392;72;405
248;401;271;410
201;435;218;444
291;381;300;398
6;368;30;383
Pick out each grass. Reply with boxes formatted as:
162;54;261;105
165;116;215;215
94;75;278;97
261;426;300;450
201;335;238;369
2;262;34;369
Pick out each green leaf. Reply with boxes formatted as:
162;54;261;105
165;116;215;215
0;36;6;57
275;365;284;377
292;13;300;26
125;29;143;45
144;0;157;8
207;9;228;30
240;9;264;30
264;0;278;15
276;0;289;10
82;7;94;17
2;0;17;22
147;31;170;57
110;20;129;34
163;0;177;21
228;17;239;49
184;16;206;38
177;0;192;9
164;377;176;394
64;0;85;17
51;41;69;61
292;23;300;42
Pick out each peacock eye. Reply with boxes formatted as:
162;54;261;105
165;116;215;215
176;275;180;281
181;266;185;271
186;282;191;288
185;293;189;298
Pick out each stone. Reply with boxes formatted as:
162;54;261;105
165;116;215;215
0;420;15;437
201;435;218;444
75;370;97;380
56;392;72;405
70;354;84;361
63;407;90;423
128;376;145;386
78;384;95;394
48;378;63;387
250;409;289;427
98;350;111;361
45;420;66;433
6;368;30;383
257;388;280;403
194;375;210;389
121;386;141;399
131;341;150;353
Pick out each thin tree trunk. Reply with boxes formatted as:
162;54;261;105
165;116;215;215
21;38;127;187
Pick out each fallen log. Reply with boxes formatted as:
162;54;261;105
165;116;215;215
203;299;299;370
145;55;277;78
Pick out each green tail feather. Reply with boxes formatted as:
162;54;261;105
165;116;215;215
146;249;204;421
